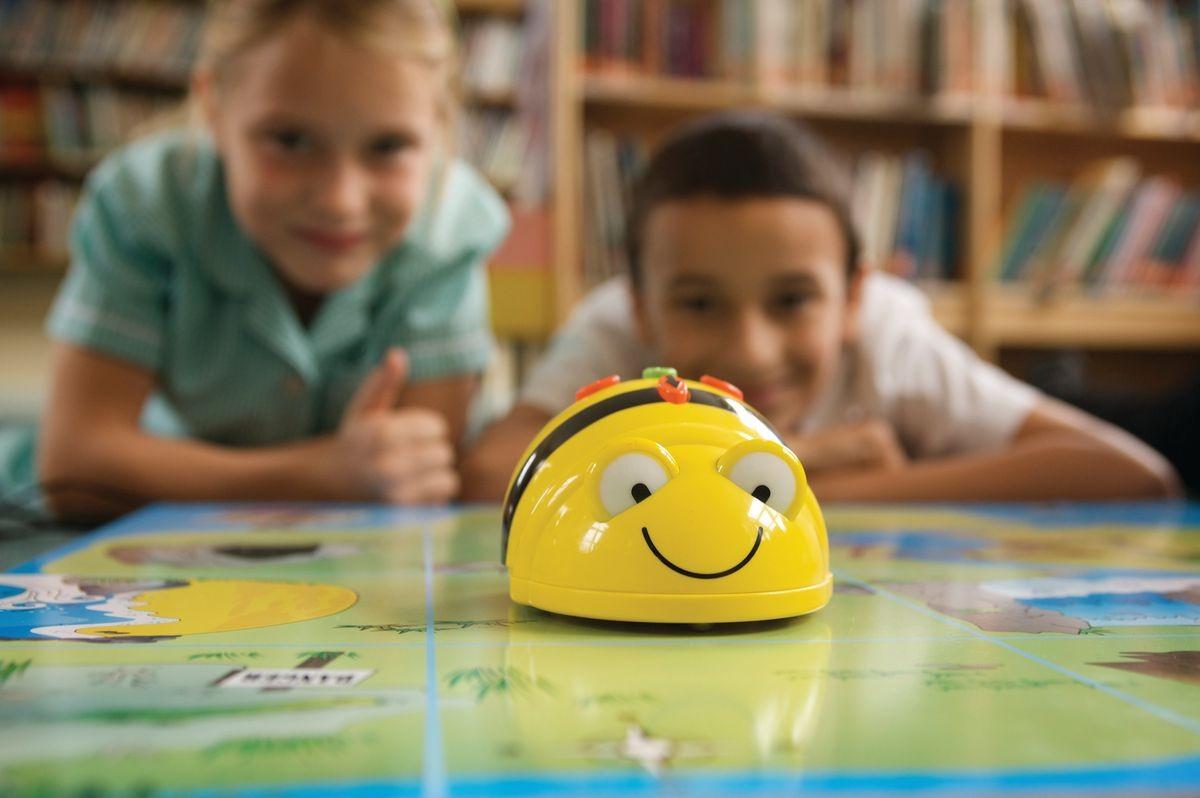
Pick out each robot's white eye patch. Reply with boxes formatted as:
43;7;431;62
599;453;670;517
725;451;796;515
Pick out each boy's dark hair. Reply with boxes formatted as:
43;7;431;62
626;111;861;284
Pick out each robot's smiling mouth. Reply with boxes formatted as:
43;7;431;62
641;527;763;580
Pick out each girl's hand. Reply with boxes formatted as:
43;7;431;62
331;348;460;504
785;419;909;476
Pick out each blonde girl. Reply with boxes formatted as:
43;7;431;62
18;0;509;520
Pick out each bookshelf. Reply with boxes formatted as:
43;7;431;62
2;0;1199;385
542;0;1200;363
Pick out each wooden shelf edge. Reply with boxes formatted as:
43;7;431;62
0;246;68;274
0;63;188;92
581;74;1200;141
922;281;969;337
984;287;1200;349
1001;99;1200;144
583;73;758;111
464;87;518;107
455;0;525;17
0;153;97;179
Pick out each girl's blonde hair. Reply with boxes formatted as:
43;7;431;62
193;0;460;119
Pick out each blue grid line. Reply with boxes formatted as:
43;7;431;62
422;521;447;798
836;570;1200;737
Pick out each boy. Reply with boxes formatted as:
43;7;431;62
464;112;1178;501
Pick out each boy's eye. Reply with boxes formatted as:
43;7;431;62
673;295;718;314
771;291;816;312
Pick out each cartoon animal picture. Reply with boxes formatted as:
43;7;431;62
0;575;356;642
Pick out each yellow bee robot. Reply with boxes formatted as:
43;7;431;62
502;367;832;624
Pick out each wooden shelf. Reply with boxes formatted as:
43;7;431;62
0;153;96;180
984;287;1200;350
1000;99;1200;144
464;86;518;107
922;282;969;337
583;74;759;112
455;0;524;16
762;87;974;126
0;246;68;275
0;63;188;92
584;74;974;125
585;74;1200;140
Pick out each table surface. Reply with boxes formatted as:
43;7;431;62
0;502;1198;796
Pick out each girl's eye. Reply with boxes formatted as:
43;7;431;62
369;134;417;158
598;453;670;517
725;451;797;515
268;130;310;153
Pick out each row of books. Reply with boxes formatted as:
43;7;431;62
582;129;645;287
0;181;78;264
1005;0;1199;109
994;159;1200;295
581;0;983;91
851;151;960;282
0;84;175;164
582;0;1200;110
0;0;204;84
458;107;535;196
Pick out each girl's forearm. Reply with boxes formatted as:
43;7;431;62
39;429;345;522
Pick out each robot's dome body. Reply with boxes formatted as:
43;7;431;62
502;370;832;624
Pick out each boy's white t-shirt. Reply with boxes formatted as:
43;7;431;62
519;273;1041;458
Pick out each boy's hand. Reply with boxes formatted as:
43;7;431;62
331;348;459;504
785;420;908;476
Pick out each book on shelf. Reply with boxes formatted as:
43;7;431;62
582;128;645;288
459;107;534;195
0;180;79;267
0;85;43;160
462;15;525;98
994;162;1200;297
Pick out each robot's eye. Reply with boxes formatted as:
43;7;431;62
726;451;796;515
599;453;670;517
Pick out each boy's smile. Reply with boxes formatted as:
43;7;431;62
634;197;862;434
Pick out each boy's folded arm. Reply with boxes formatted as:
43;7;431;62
785;420;909;476
460;403;553;502
808;398;1181;502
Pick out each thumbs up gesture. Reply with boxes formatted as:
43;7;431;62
333;348;460;504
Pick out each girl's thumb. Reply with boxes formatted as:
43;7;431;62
345;347;409;419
